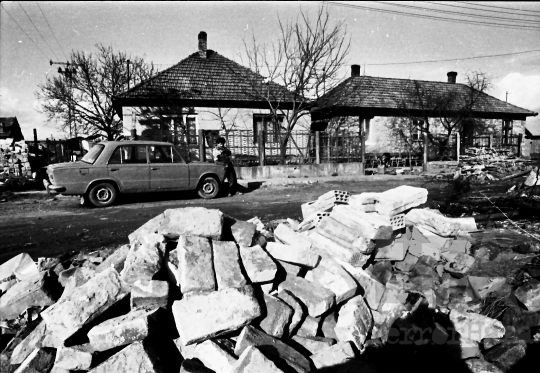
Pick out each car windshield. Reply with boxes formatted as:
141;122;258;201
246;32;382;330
81;144;104;164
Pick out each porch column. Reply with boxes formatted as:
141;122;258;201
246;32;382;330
315;131;321;165
198;130;206;162
423;127;428;173
359;117;365;175
456;132;460;163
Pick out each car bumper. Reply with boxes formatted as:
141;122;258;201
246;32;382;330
43;179;66;193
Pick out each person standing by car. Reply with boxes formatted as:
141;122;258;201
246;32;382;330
213;137;237;196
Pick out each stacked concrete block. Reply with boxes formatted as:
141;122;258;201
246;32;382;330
301;190;349;219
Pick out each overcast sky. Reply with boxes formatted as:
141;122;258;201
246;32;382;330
1;1;539;140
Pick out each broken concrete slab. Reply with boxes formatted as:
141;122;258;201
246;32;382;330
0;271;59;321
465;359;504;373
337;260;386;311
53;346;92;370
189;339;237;373
41;267;127;344
467;276;507;299
177;235;216;294
88;341;162;373
335;295;373;350
291;336;335;355
95;244;129;273
165;249;181;287
266;242;320;268
131;280;169;310
514;279;540;312
301;199;336;219
60;267;96;300
230;219;257;247
310;341;356;371
375;185;428;216
295;315;320;338
277;260;303;278
330;206;393;241
212;240;247;289
121;233;167;286
234;325;312;373
405;209;461;237
408;240;441;261
0;253;38;283
278;276;335;317
416;225;454;251
444;252;476;277
375;235;409;261
273;224;312;252
87;307;159;352
442;240;472;262
239;244;278;284
129;207;224;242
275;289;304;335
317;216;376;254
259;294;294;338
304;256;358;304
307;231;370;268
349;192;380;206
449;309;505;342
230;345;282;373
454;217;478;233
394;252;419;273
320;311;338;340
10;321;58;365
172;285;261;346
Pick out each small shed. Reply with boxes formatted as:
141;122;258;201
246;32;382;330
525;127;540;160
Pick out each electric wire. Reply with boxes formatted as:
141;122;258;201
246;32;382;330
458;1;540;14
36;1;68;60
324;1;540;30
425;1;540;19
17;1;59;60
1;4;51;60
366;49;540;66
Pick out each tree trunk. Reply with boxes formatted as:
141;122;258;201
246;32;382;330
280;137;289;165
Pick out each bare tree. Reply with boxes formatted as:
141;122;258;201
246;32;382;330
36;44;157;140
394;71;493;163
241;6;350;164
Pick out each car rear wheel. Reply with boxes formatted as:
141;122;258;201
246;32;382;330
197;177;220;199
88;182;117;207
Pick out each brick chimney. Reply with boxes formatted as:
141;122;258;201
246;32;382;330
447;71;457;84
351;64;361;77
198;31;207;58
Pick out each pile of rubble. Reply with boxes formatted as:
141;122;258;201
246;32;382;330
458;147;531;183
1;186;540;373
0;140;32;181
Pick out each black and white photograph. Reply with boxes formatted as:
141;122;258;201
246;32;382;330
1;2;540;372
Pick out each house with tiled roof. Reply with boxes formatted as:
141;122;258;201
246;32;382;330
311;66;538;157
113;32;299;157
0;117;24;142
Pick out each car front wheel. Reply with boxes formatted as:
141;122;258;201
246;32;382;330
197;177;220;199
88;182;117;207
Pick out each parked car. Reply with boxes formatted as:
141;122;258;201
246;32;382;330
43;141;227;207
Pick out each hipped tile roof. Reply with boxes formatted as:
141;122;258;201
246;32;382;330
116;50;297;106
312;75;537;120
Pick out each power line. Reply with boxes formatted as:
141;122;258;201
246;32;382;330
324;1;540;30
366;48;540;66
36;1;68;60
17;2;58;60
427;1;540;19
1;4;51;60
458;1;540;14
410;1;540;24
377;1;540;27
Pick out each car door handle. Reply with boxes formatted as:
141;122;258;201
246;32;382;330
110;168;119;172
151;167;159;170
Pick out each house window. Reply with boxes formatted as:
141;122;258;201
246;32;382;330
186;117;197;145
253;114;285;143
176;116;198;145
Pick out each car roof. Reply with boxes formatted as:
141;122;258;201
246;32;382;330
99;140;174;146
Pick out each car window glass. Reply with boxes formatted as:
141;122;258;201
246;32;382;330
81;144;104;164
149;146;172;164
108;147;122;164
171;147;185;164
121;145;147;164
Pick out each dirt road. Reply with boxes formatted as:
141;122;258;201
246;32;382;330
0;178;463;264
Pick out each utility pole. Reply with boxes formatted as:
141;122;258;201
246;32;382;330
50;60;77;139
127;59;131;90
506;91;508;102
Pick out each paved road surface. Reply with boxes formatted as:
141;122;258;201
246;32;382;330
0;178;460;264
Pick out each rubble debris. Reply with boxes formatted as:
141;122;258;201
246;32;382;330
172;285;261;346
0;253;38;283
2;187;540;372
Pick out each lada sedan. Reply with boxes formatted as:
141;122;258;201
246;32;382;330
43;141;227;207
